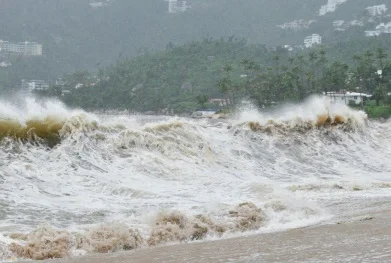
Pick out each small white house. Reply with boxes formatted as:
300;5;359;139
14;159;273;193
324;91;371;106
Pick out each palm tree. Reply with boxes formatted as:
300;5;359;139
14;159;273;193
376;48;387;69
317;49;328;93
273;54;280;72
223;64;233;74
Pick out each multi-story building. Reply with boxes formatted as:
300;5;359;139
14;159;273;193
21;79;49;92
319;0;348;16
165;0;188;13
366;4;387;16
0;41;42;56
304;34;322;48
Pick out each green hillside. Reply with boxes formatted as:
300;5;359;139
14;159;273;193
35;36;390;115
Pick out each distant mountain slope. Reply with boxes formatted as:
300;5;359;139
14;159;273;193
0;0;390;89
0;1;320;72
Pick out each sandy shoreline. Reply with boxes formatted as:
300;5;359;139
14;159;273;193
18;210;391;263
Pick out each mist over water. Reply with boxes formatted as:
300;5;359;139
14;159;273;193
1;97;391;261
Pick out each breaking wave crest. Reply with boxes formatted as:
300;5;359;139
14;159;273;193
0;98;99;146
0;96;368;146
236;96;368;134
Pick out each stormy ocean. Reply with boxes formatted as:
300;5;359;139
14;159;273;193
0;97;390;262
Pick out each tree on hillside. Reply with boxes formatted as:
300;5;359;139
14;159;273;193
196;94;209;109
323;61;349;92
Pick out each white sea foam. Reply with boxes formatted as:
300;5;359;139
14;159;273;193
0;97;390;260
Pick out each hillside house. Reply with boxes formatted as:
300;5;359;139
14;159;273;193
366;5;387;16
165;0;188;13
21;79;49;92
304;34;322;48
319;0;348;16
324;91;371;106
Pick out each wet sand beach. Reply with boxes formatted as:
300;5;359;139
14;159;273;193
26;210;391;263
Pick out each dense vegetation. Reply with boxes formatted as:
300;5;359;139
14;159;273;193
36;37;391;117
45;38;272;112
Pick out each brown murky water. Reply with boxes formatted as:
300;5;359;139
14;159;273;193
28;210;391;263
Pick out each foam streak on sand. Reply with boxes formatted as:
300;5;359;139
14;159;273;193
1;97;391;261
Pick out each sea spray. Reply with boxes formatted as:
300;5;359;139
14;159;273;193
0;98;98;146
75;224;143;253
0;241;14;262
4;202;266;259
235;96;367;128
8;226;72;260
229;202;266;232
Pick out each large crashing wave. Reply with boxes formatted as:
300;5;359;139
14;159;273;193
236;96;367;133
0;99;99;146
0;97;368;146
0;97;390;261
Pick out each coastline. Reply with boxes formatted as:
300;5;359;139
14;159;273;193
22;210;391;263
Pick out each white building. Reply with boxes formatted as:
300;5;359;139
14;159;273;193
89;0;112;8
55;78;66;87
0;41;42;56
333;20;345;28
325;91;371;106
277;20;316;31
61;90;71;96
304;34;322;48
319;0;348;16
366;4;388;16
365;30;381;37
21;79;49;92
0;61;11;67
89;2;105;8
165;0;188;13
348;20;364;27
283;45;293;52
365;22;391;37
376;22;391;33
